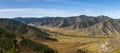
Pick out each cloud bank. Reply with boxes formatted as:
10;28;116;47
0;8;80;18
0;8;119;19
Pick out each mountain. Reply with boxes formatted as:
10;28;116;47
13;15;120;36
115;19;120;22
0;18;57;41
85;20;120;36
0;28;57;53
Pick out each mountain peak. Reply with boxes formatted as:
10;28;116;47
79;15;87;17
97;15;111;18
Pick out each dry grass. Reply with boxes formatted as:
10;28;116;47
38;26;89;37
40;35;108;53
19;46;36;53
35;26;111;53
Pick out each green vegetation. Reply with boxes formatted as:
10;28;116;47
0;19;57;41
0;28;57;53
0;31;19;53
21;39;57;53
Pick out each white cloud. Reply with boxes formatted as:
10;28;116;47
0;8;80;18
78;9;120;19
102;11;120;19
0;8;120;19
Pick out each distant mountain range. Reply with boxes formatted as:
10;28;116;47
13;15;120;36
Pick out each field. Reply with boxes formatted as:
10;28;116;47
36;26;110;53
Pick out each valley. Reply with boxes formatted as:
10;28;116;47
1;0;120;53
36;26;111;53
0;15;120;53
12;15;120;53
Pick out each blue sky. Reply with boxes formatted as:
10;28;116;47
0;0;120;19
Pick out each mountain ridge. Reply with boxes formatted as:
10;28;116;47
0;18;57;41
13;15;120;36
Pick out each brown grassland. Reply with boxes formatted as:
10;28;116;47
35;26;111;53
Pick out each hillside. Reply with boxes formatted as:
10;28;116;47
0;29;57;53
0;18;57;41
36;26;120;53
84;20;120;36
13;15;120;36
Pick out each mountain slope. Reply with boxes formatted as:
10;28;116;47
0;29;57;53
84;20;120;36
13;15;120;36
0;18;56;41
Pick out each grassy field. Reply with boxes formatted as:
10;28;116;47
35;26;111;53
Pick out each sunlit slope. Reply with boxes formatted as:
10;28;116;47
37;26;110;53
